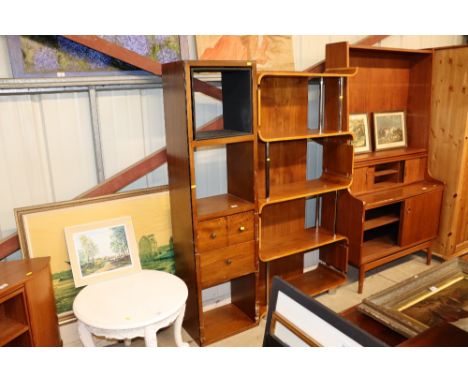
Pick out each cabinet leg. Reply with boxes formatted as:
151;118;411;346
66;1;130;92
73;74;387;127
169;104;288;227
426;247;432;265
358;268;365;294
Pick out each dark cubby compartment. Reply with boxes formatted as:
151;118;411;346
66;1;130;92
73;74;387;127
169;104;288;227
191;67;253;140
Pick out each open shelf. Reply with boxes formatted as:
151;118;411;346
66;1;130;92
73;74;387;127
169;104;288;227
196;194;255;221
0;318;30;347
362;235;400;263
258;129;352;143
374;169;399;177
285;264;347;297
364;214;400;231
259;177;350;210
354;148;427;167
192;133;254;147
202;303;257;345
358;181;443;209
260;227;347;262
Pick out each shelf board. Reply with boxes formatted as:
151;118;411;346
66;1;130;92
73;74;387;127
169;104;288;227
258;129;352;143
257;69;358;82
192;132;254;147
0;318;29;346
196;194;255;221
354;147;427;167
362;235;400;263
358;181;443;210
286;264;347;297
259;227;347;262
202;303;257;345
364;214;400;231
259;177;351;211
374;169;399;177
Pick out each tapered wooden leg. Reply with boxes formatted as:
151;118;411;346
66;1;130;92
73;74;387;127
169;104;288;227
426;247;432;265
358;268;365;294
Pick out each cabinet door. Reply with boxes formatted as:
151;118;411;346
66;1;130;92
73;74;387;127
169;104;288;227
399;188;443;247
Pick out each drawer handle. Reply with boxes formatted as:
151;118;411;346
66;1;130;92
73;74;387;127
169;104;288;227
210;232;217;239
225;258;232;265
238;226;246;232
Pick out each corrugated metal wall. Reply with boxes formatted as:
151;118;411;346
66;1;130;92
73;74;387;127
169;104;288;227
1;35;463;241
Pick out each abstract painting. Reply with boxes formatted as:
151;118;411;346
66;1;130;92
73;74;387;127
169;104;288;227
6;35;182;78
196;35;295;71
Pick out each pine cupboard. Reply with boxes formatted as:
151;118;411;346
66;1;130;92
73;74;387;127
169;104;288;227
429;45;468;259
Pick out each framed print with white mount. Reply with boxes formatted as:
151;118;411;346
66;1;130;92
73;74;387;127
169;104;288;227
349;113;371;153
373;111;407;151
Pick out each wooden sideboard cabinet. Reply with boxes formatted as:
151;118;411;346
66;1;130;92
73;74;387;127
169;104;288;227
326;42;444;293
429;45;468;259
0;257;61;346
162;61;258;346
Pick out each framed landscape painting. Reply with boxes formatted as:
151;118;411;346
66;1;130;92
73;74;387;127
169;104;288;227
65;216;141;287
349;113;371;153
373;111;407;151
15;186;174;324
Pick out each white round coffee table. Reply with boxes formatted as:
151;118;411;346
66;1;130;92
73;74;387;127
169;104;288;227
73;270;188;347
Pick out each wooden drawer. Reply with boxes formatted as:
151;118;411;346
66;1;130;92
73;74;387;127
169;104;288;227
197;217;228;252
227;211;254;245
199;241;256;289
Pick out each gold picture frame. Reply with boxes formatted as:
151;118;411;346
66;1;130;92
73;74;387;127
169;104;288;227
373;111;407;151
358;259;468;338
15;186;173;324
349;113;371;154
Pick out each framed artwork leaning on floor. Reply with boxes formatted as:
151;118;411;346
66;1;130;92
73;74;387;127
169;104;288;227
15;186;174;324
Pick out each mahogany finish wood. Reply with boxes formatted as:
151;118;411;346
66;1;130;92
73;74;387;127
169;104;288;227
0;258;60;346
327;42;444;293
162;60;258;346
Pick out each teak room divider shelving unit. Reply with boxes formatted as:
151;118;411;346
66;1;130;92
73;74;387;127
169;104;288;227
326;42;444;293
255;70;356;313
162;61;258;346
163;60;357;344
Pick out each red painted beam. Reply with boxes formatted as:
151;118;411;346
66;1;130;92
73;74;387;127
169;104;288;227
63;35;222;101
0;234;20;260
64;35;162;75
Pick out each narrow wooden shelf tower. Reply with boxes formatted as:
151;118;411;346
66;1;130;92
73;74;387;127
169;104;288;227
162;61;258;346
326;42;444;293
256;70;356;313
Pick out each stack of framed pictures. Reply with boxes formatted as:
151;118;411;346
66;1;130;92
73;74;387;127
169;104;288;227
349;111;407;154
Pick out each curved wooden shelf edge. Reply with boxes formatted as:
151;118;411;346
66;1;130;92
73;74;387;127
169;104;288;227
257;183;352;214
257;130;354;143
256;67;358;83
258;232;348;263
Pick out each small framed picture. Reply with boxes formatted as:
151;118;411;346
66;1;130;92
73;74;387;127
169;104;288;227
373;111;407;151
64;216;141;287
349;113;371;154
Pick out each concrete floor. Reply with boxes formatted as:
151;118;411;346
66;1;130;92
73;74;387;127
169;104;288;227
107;252;439;347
